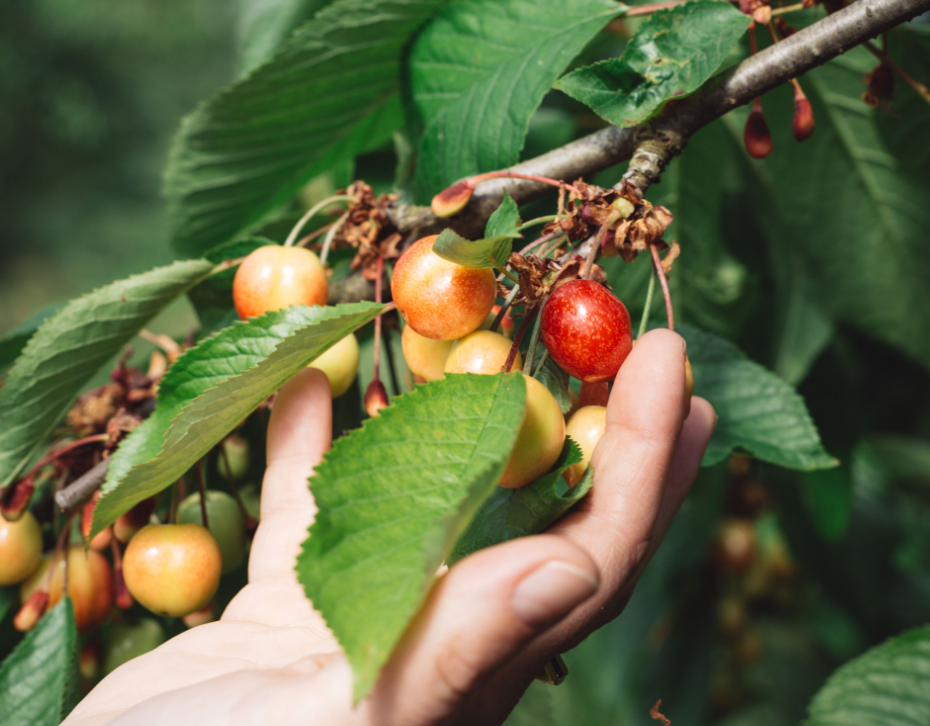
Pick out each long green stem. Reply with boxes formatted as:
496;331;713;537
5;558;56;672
319;212;350;266
522;304;546;375
494;263;521;285
638;264;657;339
283;194;353;248
515;215;560;233
489;285;520;334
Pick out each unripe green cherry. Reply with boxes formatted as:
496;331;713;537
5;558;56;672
123;523;222;618
308;333;360;398
103;619;165;675
218;435;250;482
444;330;521;375
564;405;607;486
177;490;247;573
499;374;566;489
0;511;43;586
402;324;453;382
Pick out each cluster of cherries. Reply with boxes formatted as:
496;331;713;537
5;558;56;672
0;438;254;639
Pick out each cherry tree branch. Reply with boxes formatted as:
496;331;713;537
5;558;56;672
385;0;929;239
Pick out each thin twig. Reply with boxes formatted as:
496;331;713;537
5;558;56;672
638;263;657;339
54;459;109;511
649;244;675;331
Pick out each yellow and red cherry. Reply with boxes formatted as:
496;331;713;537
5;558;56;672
499;375;566;489
390;235;496;340
402;324;453;382
308;333;360;398
20;546;113;632
0;511;43;586
233;245;328;320
564;405;607;486
122;523;222;618
541;280;632;383
444;330;521;375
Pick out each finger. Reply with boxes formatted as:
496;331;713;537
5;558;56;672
249;367;332;581
367;535;599;726
553;328;688;594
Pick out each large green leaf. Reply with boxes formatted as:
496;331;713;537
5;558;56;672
554;0;749;128
236;0;335;74
680;324;836;470
297;372;527;700
804;625;930;726
91;302;385;538
412;0;620;199
165;0;444;257
450;438;593;564
0;303;64;374
0;260;214;491
0;598;78;726
763;44;930;372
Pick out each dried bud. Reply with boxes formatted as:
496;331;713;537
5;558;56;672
1;479;34;522
82;492;112;551
431;179;475;218
610;197;635;219
792;85;815;142
14;590;49;632
744;100;773;159
113;561;133;610
80;641;101;680
863;63;894;108
752;5;771;23
113;497;156;543
364;379;390;418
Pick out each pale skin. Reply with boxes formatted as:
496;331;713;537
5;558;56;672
63;328;715;726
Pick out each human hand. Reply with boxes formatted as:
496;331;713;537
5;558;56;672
63;328;715;726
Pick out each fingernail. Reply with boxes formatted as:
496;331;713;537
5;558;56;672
511;561;598;628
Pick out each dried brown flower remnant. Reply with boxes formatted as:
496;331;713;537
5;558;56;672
337;181;403;280
739;0;772;23
67;383;125;435
863;63;894;109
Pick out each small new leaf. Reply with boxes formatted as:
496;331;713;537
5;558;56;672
485;191;523;239
0;260;215;491
91;302;385;539
804;624;930;726
433;229;516;271
555;0;750;128
0;598;79;726
679;324;836;471
297;372;527;701
533;355;573;415
450;438;593;564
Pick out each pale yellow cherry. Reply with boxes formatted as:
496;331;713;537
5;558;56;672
499;374;566;489
0;511;42;586
444;330;521;375
402;324;453;382
565;405;607;486
308;333;359;397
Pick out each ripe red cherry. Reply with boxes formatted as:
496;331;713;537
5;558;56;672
233;245;328;320
390;235;497;340
540;280;632;383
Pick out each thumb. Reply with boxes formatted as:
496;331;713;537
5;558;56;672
367;535;599;725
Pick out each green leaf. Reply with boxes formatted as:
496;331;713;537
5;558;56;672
0;304;64;373
0;260;215;491
432;229;515;270
187;237;274;333
0;598;78;726
450;438;592;564
533;355;573;415
804;625;930;726
91;302;385;538
165;0;444;257
554;0;750;128
679;324;836;471
485;191;523;238
412;0;620;198
297;372;527;700
236;0;335;75
763;45;930;372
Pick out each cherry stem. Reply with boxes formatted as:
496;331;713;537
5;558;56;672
515;215;560;233
638;263;657;339
296;222;334;249
373;255;385;379
283;194;353;248
319;212;350;266
771;2;806;15
19;434;108;486
749;21;758;55
195;459;209;530
169;479;180;525
581;221;612;280
864;41;930;107
470;171;582;196
516;234;554;257
649;244;675;332
522;297;547;376
766;19;781;44
502;305;537;374
489;285;520;334
494;263;521;286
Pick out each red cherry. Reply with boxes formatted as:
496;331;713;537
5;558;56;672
540;280;632;383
